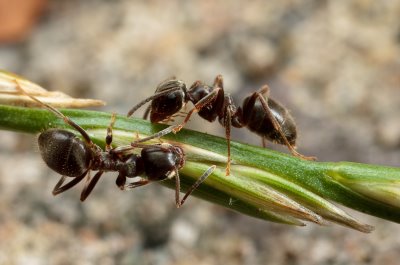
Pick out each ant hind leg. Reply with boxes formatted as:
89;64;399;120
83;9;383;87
52;171;88;196
80;171;104;201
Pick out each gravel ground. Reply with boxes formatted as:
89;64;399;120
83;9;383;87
0;1;400;264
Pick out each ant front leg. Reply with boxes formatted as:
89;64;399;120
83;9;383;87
130;88;220;146
121;178;150;190
172;77;223;134
129;126;178;145
255;85;316;161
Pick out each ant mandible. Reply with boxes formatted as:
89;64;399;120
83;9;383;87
15;80;214;206
127;75;316;176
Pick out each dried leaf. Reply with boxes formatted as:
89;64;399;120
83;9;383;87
0;70;105;108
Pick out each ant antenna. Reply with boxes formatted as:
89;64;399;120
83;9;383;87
179;165;216;207
14;79;93;145
127;79;186;117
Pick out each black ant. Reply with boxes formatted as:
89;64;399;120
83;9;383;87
15;80;214;206
127;75;315;176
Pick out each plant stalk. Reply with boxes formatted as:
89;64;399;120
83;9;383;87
1;105;400;232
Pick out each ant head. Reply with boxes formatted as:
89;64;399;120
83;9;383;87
150;79;187;123
141;143;186;181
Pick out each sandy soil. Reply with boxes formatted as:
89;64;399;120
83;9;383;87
0;1;399;264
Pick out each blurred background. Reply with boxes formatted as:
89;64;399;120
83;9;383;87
0;0;400;264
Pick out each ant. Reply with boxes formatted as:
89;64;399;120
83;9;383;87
15;80;215;206
127;75;315;176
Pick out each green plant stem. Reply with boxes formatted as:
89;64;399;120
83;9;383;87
1;104;400;232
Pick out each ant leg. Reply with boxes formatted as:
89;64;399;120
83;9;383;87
172;87;222;133
215;76;233;174
134;131;140;141
179;165;216;207
80;171;104;201
123;178;150;190
111;127;172;155
110;145;135;155
262;137;267;148
224;105;233;176
127;86;183;117
116;173;127;190
256;85;316;161
14;79;93;146
130;142;168;150
105;113;116;152
52;171;88;196
130;124;180;145
53;176;67;193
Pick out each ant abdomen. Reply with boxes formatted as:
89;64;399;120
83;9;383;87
38;129;92;177
242;96;297;146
